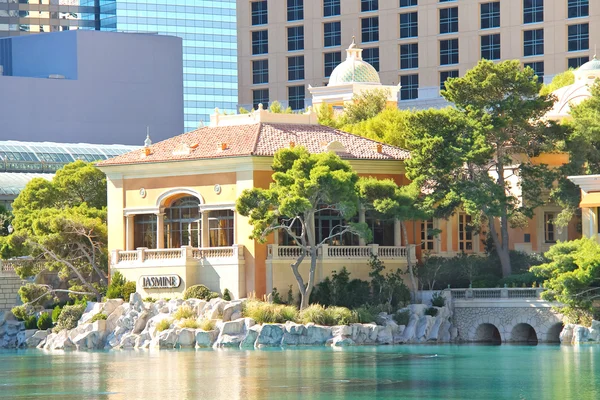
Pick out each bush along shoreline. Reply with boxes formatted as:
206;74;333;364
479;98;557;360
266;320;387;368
0;291;458;350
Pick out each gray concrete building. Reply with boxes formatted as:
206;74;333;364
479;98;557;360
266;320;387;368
0;30;184;145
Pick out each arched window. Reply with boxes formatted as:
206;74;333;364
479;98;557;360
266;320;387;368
164;196;201;248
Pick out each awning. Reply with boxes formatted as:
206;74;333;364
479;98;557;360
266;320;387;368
580;192;600;208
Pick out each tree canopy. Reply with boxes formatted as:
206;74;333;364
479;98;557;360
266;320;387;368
341;108;412;149
340;88;390;125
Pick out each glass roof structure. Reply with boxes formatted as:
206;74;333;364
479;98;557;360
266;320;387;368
0;141;138;173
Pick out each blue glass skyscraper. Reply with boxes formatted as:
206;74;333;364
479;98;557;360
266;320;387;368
1;1;237;132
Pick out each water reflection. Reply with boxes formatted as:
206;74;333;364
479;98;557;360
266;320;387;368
0;345;600;399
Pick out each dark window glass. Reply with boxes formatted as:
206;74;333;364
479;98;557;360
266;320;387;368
524;29;544;56
252;59;269;85
481;33;501;60
288;26;304;51
253;89;269;109
440;38;459;65
288;0;304;21
134;214;157;249
480;2;500;29
288;55;305;81
315;207;360;245
400;0;417;6
366;212;395;246
421;218;435;250
524;0;543;24
439;7;458;34
324;21;341;47
251;1;268;26
440;70;459;91
324;0;341;17
568;23;589;52
324;51;342;77
288;85;306;110
400;74;419;100
400;12;418;38
439;0;457;2
568;0;589;19
361;0;378;12
363;47;380;71
208;210;234;247
400;43;418;69
567;56;589;69
163;197;201;249
361;16;379;43
252;30;268;55
524;61;544;81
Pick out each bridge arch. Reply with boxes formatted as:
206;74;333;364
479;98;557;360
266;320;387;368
474;323;502;343
510;323;539;344
546;323;564;343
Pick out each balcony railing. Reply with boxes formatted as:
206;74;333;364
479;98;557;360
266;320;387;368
0;259;45;275
449;287;545;300
113;245;243;265
267;244;414;260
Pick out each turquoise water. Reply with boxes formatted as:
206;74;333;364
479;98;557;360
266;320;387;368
0;345;599;399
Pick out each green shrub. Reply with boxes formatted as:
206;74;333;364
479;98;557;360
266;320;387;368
352;306;375;323
431;292;446;307
271;287;285;304
54;303;86;332
122;281;137;302
199;319;217;331
178;318;200;329
498;272;538;288
90;313;107;323
37;312;53;330
223;288;232;301
52;305;62;323
106;285;122;299
298;304;358;326
393;310;410;326
425;307;438;317
173;305;196;320
309;267;371;309
23;315;38;330
18;283;53;307
144;297;157;303
242;300;298;324
156;318;172;332
183;284;212;300
11;305;32;321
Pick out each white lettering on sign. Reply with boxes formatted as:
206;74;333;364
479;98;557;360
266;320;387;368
140;275;181;289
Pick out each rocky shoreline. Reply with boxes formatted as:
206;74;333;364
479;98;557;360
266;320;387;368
1;294;459;350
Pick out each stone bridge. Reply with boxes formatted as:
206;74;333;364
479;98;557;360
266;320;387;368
447;288;564;343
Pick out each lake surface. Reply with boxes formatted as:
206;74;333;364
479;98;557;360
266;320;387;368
0;345;599;399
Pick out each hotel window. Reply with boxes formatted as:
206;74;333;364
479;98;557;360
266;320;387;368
400;74;418;100
523;0;543;24
324;51;342;77
568;0;588;19
524;61;544;81
440;70;459;91
439;7;458;34
288;85;305;111
324;21;341;47
323;0;341;17
288;26;304;51
251;30;268;55
568;56;588;69
288;0;304;22
400;12;418;39
421;218;435;251
366;212;395;246
363;47;380;71
458;213;473;252
524;29;544;56
400;0;417;6
252;59;269;84
134;215;157;249
481;34;500;60
278;218;303;245
439;0;456;2
361;0;378;12
209;210;234;247
361;16;379;43
315;208;359;246
253;89;269;109
288;55;305;81
251;1;268;26
480;2;500;29
544;212;556;243
568;23;589;52
164;197;201;249
400;43;418;70
440;38;459;65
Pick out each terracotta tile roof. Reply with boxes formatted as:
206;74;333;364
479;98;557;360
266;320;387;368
97;123;409;166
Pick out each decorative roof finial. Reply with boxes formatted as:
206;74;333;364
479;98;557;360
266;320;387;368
349;36;357;49
144;127;152;147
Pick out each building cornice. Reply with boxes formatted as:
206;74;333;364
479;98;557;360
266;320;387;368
568;175;600;193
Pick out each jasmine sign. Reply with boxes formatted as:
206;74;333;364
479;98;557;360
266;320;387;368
141;275;181;289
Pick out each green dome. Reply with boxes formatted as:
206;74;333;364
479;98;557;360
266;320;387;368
579;56;600;71
328;38;381;86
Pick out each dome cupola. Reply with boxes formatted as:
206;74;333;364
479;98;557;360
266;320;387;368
328;37;381;86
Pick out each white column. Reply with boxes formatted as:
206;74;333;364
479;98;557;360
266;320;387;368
394;219;402;246
156;213;165;249
358;208;366;246
126;215;135;251
201;210;210;248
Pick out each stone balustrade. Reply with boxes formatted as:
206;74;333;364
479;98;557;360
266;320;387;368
267;244;414;260
449;287;545;300
0;259;45;275
113;245;243;265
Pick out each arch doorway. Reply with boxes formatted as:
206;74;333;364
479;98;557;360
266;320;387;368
474;323;502;344
546;323;564;343
511;323;538;344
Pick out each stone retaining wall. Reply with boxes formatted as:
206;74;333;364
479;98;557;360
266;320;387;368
0;274;24;312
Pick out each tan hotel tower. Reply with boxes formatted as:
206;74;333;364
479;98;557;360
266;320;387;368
237;0;598;111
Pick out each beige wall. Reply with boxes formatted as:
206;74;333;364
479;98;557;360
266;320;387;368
238;0;599;109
